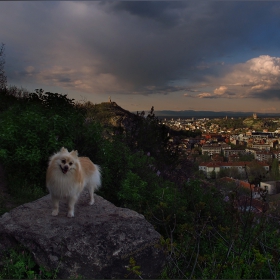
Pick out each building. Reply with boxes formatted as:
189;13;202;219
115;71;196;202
251;144;271;151
199;162;222;178
235;196;268;213
201;145;222;156
255;151;273;162
228;154;240;162
245;148;258;158
260;181;280;195
223;149;247;158
199;161;269;179
272;150;280;161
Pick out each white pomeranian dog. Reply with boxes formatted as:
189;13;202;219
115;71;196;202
46;147;101;217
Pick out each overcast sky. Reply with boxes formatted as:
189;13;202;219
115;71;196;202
2;1;280;113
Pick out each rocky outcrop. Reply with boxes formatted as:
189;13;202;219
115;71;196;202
0;192;165;279
87;102;140;132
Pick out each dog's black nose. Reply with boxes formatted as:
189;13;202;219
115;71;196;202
60;164;69;174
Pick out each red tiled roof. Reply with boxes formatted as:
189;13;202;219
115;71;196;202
219;177;255;189
235;196;268;213
219;180;268;212
199;162;223;167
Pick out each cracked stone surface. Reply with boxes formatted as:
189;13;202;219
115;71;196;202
0;192;165;279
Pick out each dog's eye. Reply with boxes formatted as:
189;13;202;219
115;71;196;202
69;162;73;166
61;159;66;164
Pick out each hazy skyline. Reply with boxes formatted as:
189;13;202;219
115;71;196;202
2;1;280;113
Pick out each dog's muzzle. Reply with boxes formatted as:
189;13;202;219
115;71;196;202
60;165;69;174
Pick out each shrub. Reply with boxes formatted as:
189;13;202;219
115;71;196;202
0;90;84;199
0;245;58;279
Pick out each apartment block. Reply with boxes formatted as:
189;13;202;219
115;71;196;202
272;150;280;161
251;144;271;151
201;145;222;156
255;151;273;162
199;161;269;178
223;149;247;158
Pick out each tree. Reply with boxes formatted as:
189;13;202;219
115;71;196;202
218;167;230;178
239;153;254;161
245;161;268;185
198;152;211;163
229;166;244;179
0;43;7;89
210;169;216;179
270;158;280;180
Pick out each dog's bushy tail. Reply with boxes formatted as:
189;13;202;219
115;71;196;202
92;164;102;191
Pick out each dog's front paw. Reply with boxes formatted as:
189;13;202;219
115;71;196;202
67;211;74;218
52;210;59;216
89;200;95;205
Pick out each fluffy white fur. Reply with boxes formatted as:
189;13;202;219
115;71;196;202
46;147;101;217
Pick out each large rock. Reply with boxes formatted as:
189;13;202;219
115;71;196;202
0;192;165;279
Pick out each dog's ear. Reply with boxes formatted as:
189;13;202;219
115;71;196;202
70;150;78;158
60;147;68;153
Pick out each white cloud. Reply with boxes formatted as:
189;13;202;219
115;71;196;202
214;86;227;95
231;55;280;98
249;55;280;76
197;92;213;98
191;55;280;100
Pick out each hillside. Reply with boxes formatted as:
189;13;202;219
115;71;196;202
1;89;280;279
83;101;140;130
243;118;264;130
242;117;279;131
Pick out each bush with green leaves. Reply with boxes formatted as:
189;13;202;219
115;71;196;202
0;245;58;279
157;180;280;279
0;90;85;199
124;107;174;166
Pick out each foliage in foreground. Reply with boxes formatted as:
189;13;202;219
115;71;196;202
0;245;58;279
0;89;85;201
1;88;280;279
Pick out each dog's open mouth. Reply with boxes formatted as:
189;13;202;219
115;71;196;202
60;165;68;174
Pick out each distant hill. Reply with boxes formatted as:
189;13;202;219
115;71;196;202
85;101;140;130
153;110;280;118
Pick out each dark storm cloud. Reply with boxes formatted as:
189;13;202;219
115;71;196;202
252;89;280;100
2;1;280;100
111;1;187;27
91;1;280;91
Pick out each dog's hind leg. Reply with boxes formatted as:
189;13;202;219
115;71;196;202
87;184;95;205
